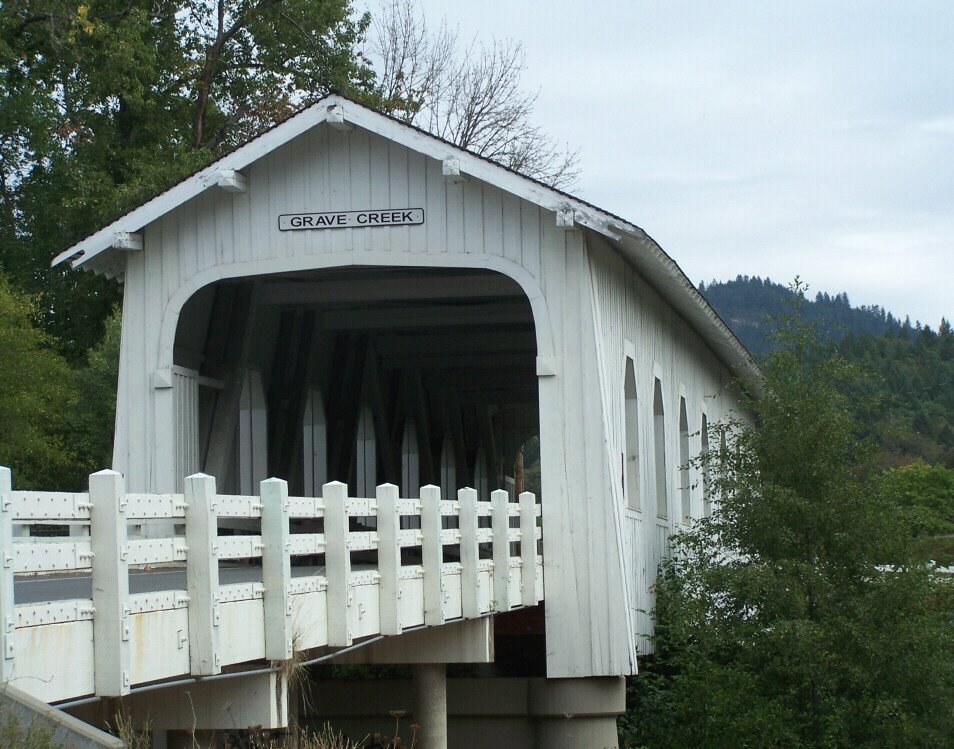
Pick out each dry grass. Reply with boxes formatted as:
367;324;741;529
0;705;60;749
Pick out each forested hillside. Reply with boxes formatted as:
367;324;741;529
701;276;909;353
702;276;954;470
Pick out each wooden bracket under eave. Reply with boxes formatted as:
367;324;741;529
555;207;576;230
327;104;353;131
217;169;248;193
111;232;143;251
442;157;467;183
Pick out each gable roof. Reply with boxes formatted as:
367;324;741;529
51;93;759;383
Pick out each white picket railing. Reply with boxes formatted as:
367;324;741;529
0;467;543;704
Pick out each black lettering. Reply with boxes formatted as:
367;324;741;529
402;211;413;222
368;212;380;224
357;213;368;224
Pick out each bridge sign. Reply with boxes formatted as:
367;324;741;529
279;208;424;231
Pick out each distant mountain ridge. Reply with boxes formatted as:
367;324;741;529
701;275;954;469
700;276;921;353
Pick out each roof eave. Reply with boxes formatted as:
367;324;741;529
51;93;760;387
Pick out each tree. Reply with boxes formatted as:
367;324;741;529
367;0;579;188
0;273;77;488
0;0;374;358
620;284;954;748
66;306;121;480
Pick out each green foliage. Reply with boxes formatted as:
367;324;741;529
0;274;78;488
621;286;954;748
0;706;61;748
0;0;376;359
835;326;954;468
699;275;908;354
879;461;954;537
702;276;954;467
65;305;121;478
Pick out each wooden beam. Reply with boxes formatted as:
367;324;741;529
320;305;533;331
259;275;523;306
216;169;248;193
446;389;469;485
477;405;500;489
456;388;539;406
327;335;368;484
373;331;537;359
327;103;352;131
381;353;535;371
111;232;143;251
555;207;576;230
423;369;536;391
363;340;399;484
442;157;467;183
409;370;435;484
203;283;259;483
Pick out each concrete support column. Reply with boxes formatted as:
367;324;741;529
530;676;625;749
413;664;448;749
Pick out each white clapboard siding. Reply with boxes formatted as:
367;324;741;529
173;367;200;491
585;234;736;651
107;112;747;679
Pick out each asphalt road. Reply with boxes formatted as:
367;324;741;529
14;565;331;605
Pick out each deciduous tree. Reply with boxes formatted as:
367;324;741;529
621;283;954;747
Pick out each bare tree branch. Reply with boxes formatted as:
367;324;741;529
368;0;579;189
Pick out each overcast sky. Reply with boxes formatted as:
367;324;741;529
406;1;953;325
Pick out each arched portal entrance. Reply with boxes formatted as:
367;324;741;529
172;266;540;500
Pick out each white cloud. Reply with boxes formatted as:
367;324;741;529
411;0;954;324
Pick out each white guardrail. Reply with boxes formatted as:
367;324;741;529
0;467;542;703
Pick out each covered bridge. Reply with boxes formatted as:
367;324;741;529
3;94;755;748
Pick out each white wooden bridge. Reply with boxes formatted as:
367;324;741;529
0;466;542;706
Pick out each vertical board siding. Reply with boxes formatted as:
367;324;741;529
114;121;741;678
585;233;739;651
173;369;200;491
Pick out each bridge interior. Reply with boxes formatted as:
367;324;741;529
173;265;548;674
174;266;541;500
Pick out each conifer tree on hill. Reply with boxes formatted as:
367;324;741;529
620;285;954;748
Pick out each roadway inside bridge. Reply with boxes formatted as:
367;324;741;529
14;564;377;605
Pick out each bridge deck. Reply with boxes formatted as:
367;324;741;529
0;473;543;705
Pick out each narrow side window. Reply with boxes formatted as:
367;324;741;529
701;413;711;516
653;378;668;519
679;397;691;523
624;358;640;510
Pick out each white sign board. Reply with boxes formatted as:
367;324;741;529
279;208;424;231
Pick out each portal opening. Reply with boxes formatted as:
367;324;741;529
173;266;540;500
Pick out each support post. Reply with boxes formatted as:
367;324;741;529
0;467;15;681
519;491;538;607
89;469;131;696
376;484;401;636
324;481;352;646
457;487;480;618
420;485;444;626
412;663;448;749
491;489;511;613
261;477;292;660
185;473;221;675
